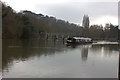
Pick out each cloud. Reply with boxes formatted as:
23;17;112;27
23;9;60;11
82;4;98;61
90;15;118;26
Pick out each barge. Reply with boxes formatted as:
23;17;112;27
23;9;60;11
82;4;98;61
67;37;93;44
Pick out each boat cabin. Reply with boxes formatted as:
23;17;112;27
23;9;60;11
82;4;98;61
67;37;93;44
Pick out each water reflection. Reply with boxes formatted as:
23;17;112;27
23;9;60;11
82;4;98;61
66;44;90;61
81;47;88;61
2;39;119;78
2;39;66;72
90;44;119;57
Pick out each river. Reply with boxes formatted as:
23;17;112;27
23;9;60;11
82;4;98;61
2;39;119;78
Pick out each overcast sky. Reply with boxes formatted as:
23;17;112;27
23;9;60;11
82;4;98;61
2;0;119;27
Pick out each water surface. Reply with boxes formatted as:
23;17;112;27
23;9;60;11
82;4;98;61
2;39;119;78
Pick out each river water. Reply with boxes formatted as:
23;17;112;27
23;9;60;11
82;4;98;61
2;39;119;78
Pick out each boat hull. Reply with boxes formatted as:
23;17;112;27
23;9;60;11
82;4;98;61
67;40;93;44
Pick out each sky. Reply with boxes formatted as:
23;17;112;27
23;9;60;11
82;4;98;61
2;0;119;27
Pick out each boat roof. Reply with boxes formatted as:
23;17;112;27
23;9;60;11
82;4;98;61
73;37;92;40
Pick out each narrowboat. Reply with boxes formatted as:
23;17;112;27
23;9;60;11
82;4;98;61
67;37;93;44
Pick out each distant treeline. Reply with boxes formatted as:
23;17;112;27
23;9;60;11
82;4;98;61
2;2;120;40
